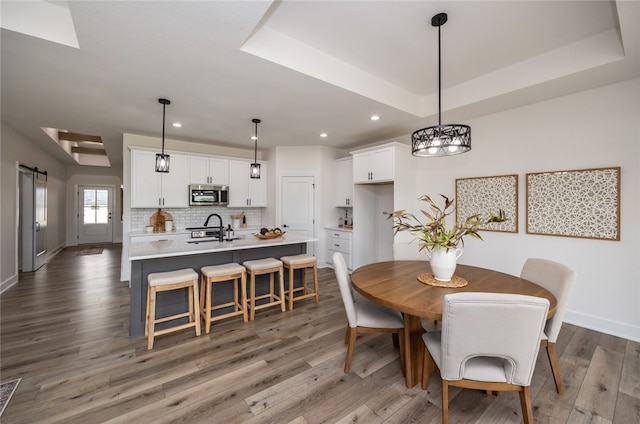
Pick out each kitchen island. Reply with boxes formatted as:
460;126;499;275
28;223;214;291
128;233;318;337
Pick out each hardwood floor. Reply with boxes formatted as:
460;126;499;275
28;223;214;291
1;244;638;423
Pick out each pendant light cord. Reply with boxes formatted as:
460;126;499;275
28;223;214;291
161;102;166;154
437;23;442;127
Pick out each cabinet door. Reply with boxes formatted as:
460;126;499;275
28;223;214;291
131;150;161;208
247;162;267;206
188;156;210;184
189;156;228;185
208;157;229;186
335;159;353;206
370;147;393;182
227;160;250;207
161;154;188;208
352;152;371;183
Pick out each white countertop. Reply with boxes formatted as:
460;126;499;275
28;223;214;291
324;226;353;231
129;233;318;261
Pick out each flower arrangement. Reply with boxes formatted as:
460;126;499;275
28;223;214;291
385;194;506;252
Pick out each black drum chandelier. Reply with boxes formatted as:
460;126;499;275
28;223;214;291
412;13;471;157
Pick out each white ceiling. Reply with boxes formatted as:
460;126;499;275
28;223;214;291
1;0;638;168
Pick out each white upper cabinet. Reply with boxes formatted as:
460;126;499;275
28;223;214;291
189;156;228;185
335;157;353;207
131;149;189;208
228;159;267;207
352;145;394;183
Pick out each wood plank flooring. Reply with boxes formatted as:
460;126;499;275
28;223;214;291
1;244;638;423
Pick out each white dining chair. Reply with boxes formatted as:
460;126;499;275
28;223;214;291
520;258;577;394
422;292;549;424
332;252;405;373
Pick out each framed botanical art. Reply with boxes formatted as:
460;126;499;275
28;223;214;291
455;174;518;233
526;167;620;240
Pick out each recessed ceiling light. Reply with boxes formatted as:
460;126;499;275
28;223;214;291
320;133;328;138
370;115;380;121
172;122;182;128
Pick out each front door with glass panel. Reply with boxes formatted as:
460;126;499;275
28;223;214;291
78;186;113;244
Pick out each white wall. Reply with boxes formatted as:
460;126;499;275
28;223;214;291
270;145;349;265
410;78;639;341
1;123;67;292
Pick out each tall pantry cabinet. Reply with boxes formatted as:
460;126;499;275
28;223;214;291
350;142;416;269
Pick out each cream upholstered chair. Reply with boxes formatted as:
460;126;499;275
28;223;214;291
332;252;405;373
422;292;549;424
392;242;428;261
520;258;577;395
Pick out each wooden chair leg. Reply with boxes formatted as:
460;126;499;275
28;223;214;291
344;326;357;373
192;280;201;337
442;380;449;424
392;332;399;348
241;272;248;323
344;325;350;344
288;265;295;311
278;267;286;312
250;273;256;321
546;342;564;394
313;264;319;303
422;348;435;390
519;386;533;424
147;286;156;350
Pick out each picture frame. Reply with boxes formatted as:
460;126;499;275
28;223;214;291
526;167;620;240
455;174;518;233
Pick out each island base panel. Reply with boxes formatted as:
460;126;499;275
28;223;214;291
130;244;307;337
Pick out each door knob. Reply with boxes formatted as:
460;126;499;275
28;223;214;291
283;224;289;228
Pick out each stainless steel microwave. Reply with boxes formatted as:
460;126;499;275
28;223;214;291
189;184;228;206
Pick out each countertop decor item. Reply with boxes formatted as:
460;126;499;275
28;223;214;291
411;13;471;157
254;231;285;240
386;194;506;282
150;208;173;232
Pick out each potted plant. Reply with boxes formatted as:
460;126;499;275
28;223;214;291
386;194;506;281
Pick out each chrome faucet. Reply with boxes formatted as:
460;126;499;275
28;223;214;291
204;213;223;242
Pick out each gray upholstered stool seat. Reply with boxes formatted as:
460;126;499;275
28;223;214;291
199;263;248;333
243;258;285;320
280;254;319;310
145;268;200;350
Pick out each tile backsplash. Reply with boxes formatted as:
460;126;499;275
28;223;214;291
130;207;262;231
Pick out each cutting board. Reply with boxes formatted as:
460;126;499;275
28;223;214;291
150;208;173;232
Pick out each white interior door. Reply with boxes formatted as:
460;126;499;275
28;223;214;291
78;186;114;244
281;176;315;255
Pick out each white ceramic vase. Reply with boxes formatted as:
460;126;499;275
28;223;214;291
426;248;463;281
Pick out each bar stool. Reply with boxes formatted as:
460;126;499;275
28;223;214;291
243;258;286;320
146;268;201;350
281;254;319;311
199;263;248;334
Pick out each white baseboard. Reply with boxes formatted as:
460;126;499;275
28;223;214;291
564;309;640;343
1;274;18;294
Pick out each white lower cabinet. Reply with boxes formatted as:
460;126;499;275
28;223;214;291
326;228;352;270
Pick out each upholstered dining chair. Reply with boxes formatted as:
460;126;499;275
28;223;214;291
332;252;405;373
422;292;549;424
520;258;577;395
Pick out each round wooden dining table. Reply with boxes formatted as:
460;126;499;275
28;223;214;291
350;260;557;388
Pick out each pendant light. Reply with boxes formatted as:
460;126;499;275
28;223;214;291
412;13;471;157
155;98;171;172
250;118;261;179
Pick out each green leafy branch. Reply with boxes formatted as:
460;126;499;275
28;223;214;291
385;194;507;252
